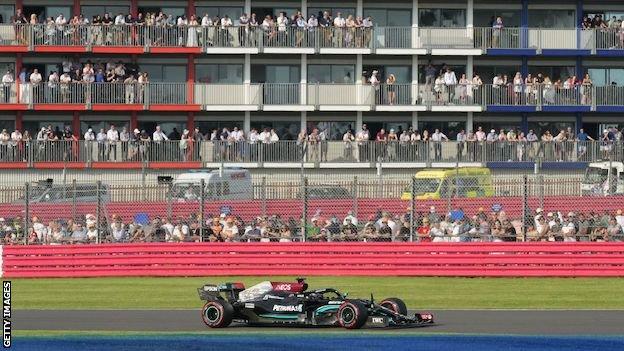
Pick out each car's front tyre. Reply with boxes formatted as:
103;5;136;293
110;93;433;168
337;300;368;329
380;297;408;315
201;300;234;328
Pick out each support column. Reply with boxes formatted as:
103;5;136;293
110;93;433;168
576;56;583;79
301;0;307;18
575;113;583;132
466;55;473;82
356;111;363;133
356;0;363;17
356;54;363;104
130;0;138;17
188;0;195;15
73;0;80;17
72;112;80;136
301;54;307;105
16;0;23;12
576;0;583;49
16;54;22;102
301;111;307;133
244;0;251;16
466;112;473;133
411;55;419;104
521;113;529;133
412;0;419;27
130;111;138;131
187;54;195;105
187;112;194;132
521;0;528;48
411;111;418;130
521;56;528;78
15;112;23;131
244;54;251;105
466;0;473;29
244;111;251;133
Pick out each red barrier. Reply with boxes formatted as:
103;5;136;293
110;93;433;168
3;243;624;278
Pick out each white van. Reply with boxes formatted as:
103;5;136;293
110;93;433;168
171;169;253;201
582;162;624;196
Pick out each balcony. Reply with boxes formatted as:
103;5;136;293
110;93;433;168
2;24;623;55
0;140;619;170
2;83;624;112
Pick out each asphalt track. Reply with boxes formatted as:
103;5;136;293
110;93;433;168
13;310;624;335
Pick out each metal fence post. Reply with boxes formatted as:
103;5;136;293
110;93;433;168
261;176;267;217
301;177;308;242
200;178;205;242
167;182;173;222
72;179;77;222
352;176;358;220
538;174;544;211
410;176;416;242
522;174;528;242
96;180;101;244
24;182;30;245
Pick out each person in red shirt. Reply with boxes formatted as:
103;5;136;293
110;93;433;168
417;217;431;242
375;128;387;161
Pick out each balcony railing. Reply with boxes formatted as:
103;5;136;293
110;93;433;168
5;82;624;109
2;140;621;165
3;24;624;51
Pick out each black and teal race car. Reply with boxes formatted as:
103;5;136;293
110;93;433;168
198;278;434;329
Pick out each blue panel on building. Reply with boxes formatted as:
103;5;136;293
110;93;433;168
595;106;624;113
541;49;592;56
486;105;537;113
486;49;537;56
596;50;624;57
486;162;535;169
541;162;588;170
541;106;591;113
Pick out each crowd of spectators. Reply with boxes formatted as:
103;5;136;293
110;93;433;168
7;8;374;48
0;123;622;163
3;206;624;245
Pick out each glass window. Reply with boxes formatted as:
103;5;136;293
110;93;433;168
419;9;466;27
141;65;187;82
308;65;355;83
528;121;574;137
385;66;410;84
137;121;186;138
80;120;129;139
265;65;300;83
418;64;465;84
308;7;356;18
0;5;14;24
474;65;521;84
474;10;521;27
196;64;243;83
161;7;186;18
363;8;412;27
528;10;575;28
195;120;244;136
250;120;300;140
0;120;14;132
587;68;624;86
307;121;355;140
22;120;72;136
196;6;243;24
82;6;129;20
46;6;72;21
527;66;575;82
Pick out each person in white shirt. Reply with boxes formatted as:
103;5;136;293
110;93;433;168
343;130;355;160
114;13;125;25
200;14;213;46
443;68;457;104
430;129;448;161
59;72;71;103
55;14;67;27
9;129;22;161
152;125;169;143
96;128;107;161
119;127;130;161
333;12;346;47
307;14;318;30
258;128;271;144
356;124;370;162
124;75;136;104
84;128;95;162
106;125;119;161
1;70;12;103
248;128;259;161
29;69;43;103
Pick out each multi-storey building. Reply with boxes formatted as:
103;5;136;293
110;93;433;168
0;0;623;168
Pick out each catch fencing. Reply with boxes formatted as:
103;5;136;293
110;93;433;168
2;171;622;245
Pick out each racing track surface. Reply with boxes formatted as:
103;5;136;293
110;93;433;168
13;310;624;335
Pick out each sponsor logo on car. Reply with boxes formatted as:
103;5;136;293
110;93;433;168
263;295;285;300
244;303;255;309
272;304;303;312
203;285;219;292
273;284;292;291
328;301;343;305
371;317;385;324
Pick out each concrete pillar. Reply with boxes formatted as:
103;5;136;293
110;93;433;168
466;0;473;29
412;0;419;27
466;112;474;133
356;0;363;18
412;55;419;104
356;111;363;132
301;54;307;105
356;54;363;104
244;53;251;105
244;0;251;16
301;0;307;18
466;55;473;81
412;112;418;130
301;111;307;134
244;111;251;133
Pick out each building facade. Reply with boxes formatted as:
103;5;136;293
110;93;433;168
1;0;624;167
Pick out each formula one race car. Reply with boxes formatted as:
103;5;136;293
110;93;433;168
197;278;434;329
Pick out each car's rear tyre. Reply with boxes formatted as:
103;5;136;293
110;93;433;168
201;300;234;328
338;300;368;329
380;297;408;315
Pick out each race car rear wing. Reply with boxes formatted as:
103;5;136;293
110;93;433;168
198;282;245;301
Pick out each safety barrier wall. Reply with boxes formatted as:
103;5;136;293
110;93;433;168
2;242;624;278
